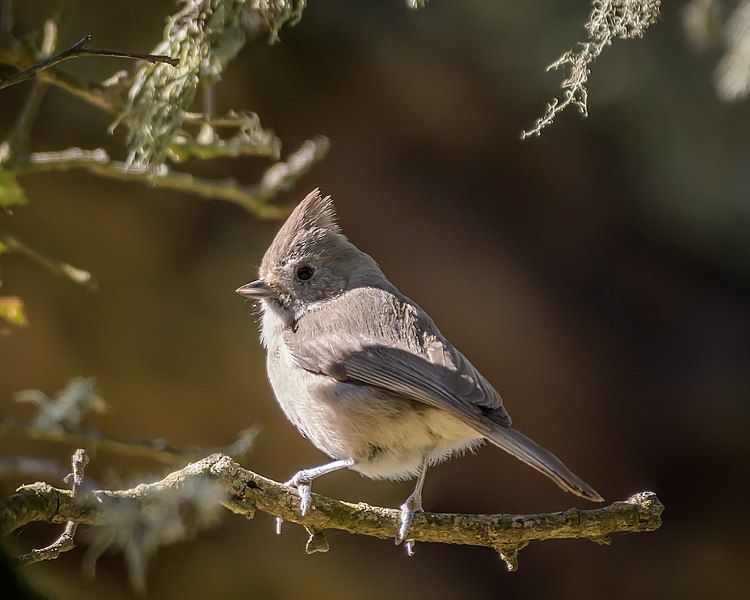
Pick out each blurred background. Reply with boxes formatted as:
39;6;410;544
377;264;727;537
1;0;749;598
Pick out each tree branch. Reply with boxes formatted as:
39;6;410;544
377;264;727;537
0;417;260;467
1;453;663;571
0;35;127;115
0;34;177;91
15;448;89;566
0;17;58;165
0;229;96;288
13;136;330;218
0;456;100;491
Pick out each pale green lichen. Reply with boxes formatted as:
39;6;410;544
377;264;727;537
15;378;107;430
523;0;661;139
120;0;305;170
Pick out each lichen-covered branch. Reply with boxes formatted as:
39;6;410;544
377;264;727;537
522;0;661;139
168;111;281;163
1;378;259;467
14;137;329;218
0;35;128;116
14;449;89;566
0;456;100;490
0;18;58;166
1;453;663;573
0;418;260;467
0;0;316;168
120;0;306;168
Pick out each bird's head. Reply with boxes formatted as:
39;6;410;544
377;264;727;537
236;189;384;314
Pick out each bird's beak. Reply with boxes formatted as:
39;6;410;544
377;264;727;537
235;279;277;299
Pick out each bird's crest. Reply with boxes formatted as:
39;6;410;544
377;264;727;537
260;189;343;273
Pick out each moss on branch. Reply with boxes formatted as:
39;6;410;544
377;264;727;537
2;453;663;571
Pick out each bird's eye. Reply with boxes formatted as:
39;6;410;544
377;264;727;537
296;265;315;281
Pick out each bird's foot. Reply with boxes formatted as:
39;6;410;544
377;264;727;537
275;472;312;535
274;460;356;535
395;494;423;555
285;471;314;516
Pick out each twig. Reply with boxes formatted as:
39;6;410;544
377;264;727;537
0;17;58;165
0;229;96;288
0;456;69;481
182;111;250;127
0;6;306;131
1;454;663;570
251;136;330;203
0;34;177;91
168;122;281;162
0;456;99;491
16;448;89;566
0;417;260;466
14;137;330;218
0;38;126;114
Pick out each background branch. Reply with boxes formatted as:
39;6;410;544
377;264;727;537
0;37;127;115
0;456;99;491
0;17;58;165
14;136;330;217
0;34;177;91
15;449;89;566
0;417;260;466
0;229;95;288
1;453;663;572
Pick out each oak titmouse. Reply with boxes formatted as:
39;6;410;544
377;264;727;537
237;190;602;551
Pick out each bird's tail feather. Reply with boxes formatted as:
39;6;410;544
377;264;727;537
486;426;603;502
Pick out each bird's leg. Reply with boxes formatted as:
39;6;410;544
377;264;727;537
276;459;355;534
396;455;430;555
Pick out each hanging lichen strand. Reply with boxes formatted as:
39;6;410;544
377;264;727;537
120;1;305;169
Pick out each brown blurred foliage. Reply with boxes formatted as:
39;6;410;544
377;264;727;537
1;1;749;599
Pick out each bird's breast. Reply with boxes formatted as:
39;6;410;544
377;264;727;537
259;303;480;479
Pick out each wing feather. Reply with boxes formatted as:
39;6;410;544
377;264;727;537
283;287;603;502
284;287;511;428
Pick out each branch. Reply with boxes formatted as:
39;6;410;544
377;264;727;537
15;449;89;566
167;111;282;163
14;136;330;218
0;17;58;165
0;417;260;467
0;37;127;115
0;34;177;91
1;454;663;571
0;229;96;288
0;456;99;491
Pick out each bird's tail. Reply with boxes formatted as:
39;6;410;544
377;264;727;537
485;425;603;502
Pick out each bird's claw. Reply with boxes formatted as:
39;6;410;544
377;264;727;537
395;495;422;553
274;460;355;536
285;475;313;516
275;475;312;535
297;481;312;516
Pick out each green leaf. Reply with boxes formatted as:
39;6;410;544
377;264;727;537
0;170;29;208
0;295;28;327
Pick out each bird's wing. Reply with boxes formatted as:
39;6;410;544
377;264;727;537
284;287;511;430
285;287;604;503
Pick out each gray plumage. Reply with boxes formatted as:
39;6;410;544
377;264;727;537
237;190;602;548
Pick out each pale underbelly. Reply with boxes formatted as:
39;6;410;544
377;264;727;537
267;348;483;480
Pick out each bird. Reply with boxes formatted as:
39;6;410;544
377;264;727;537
236;189;603;553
